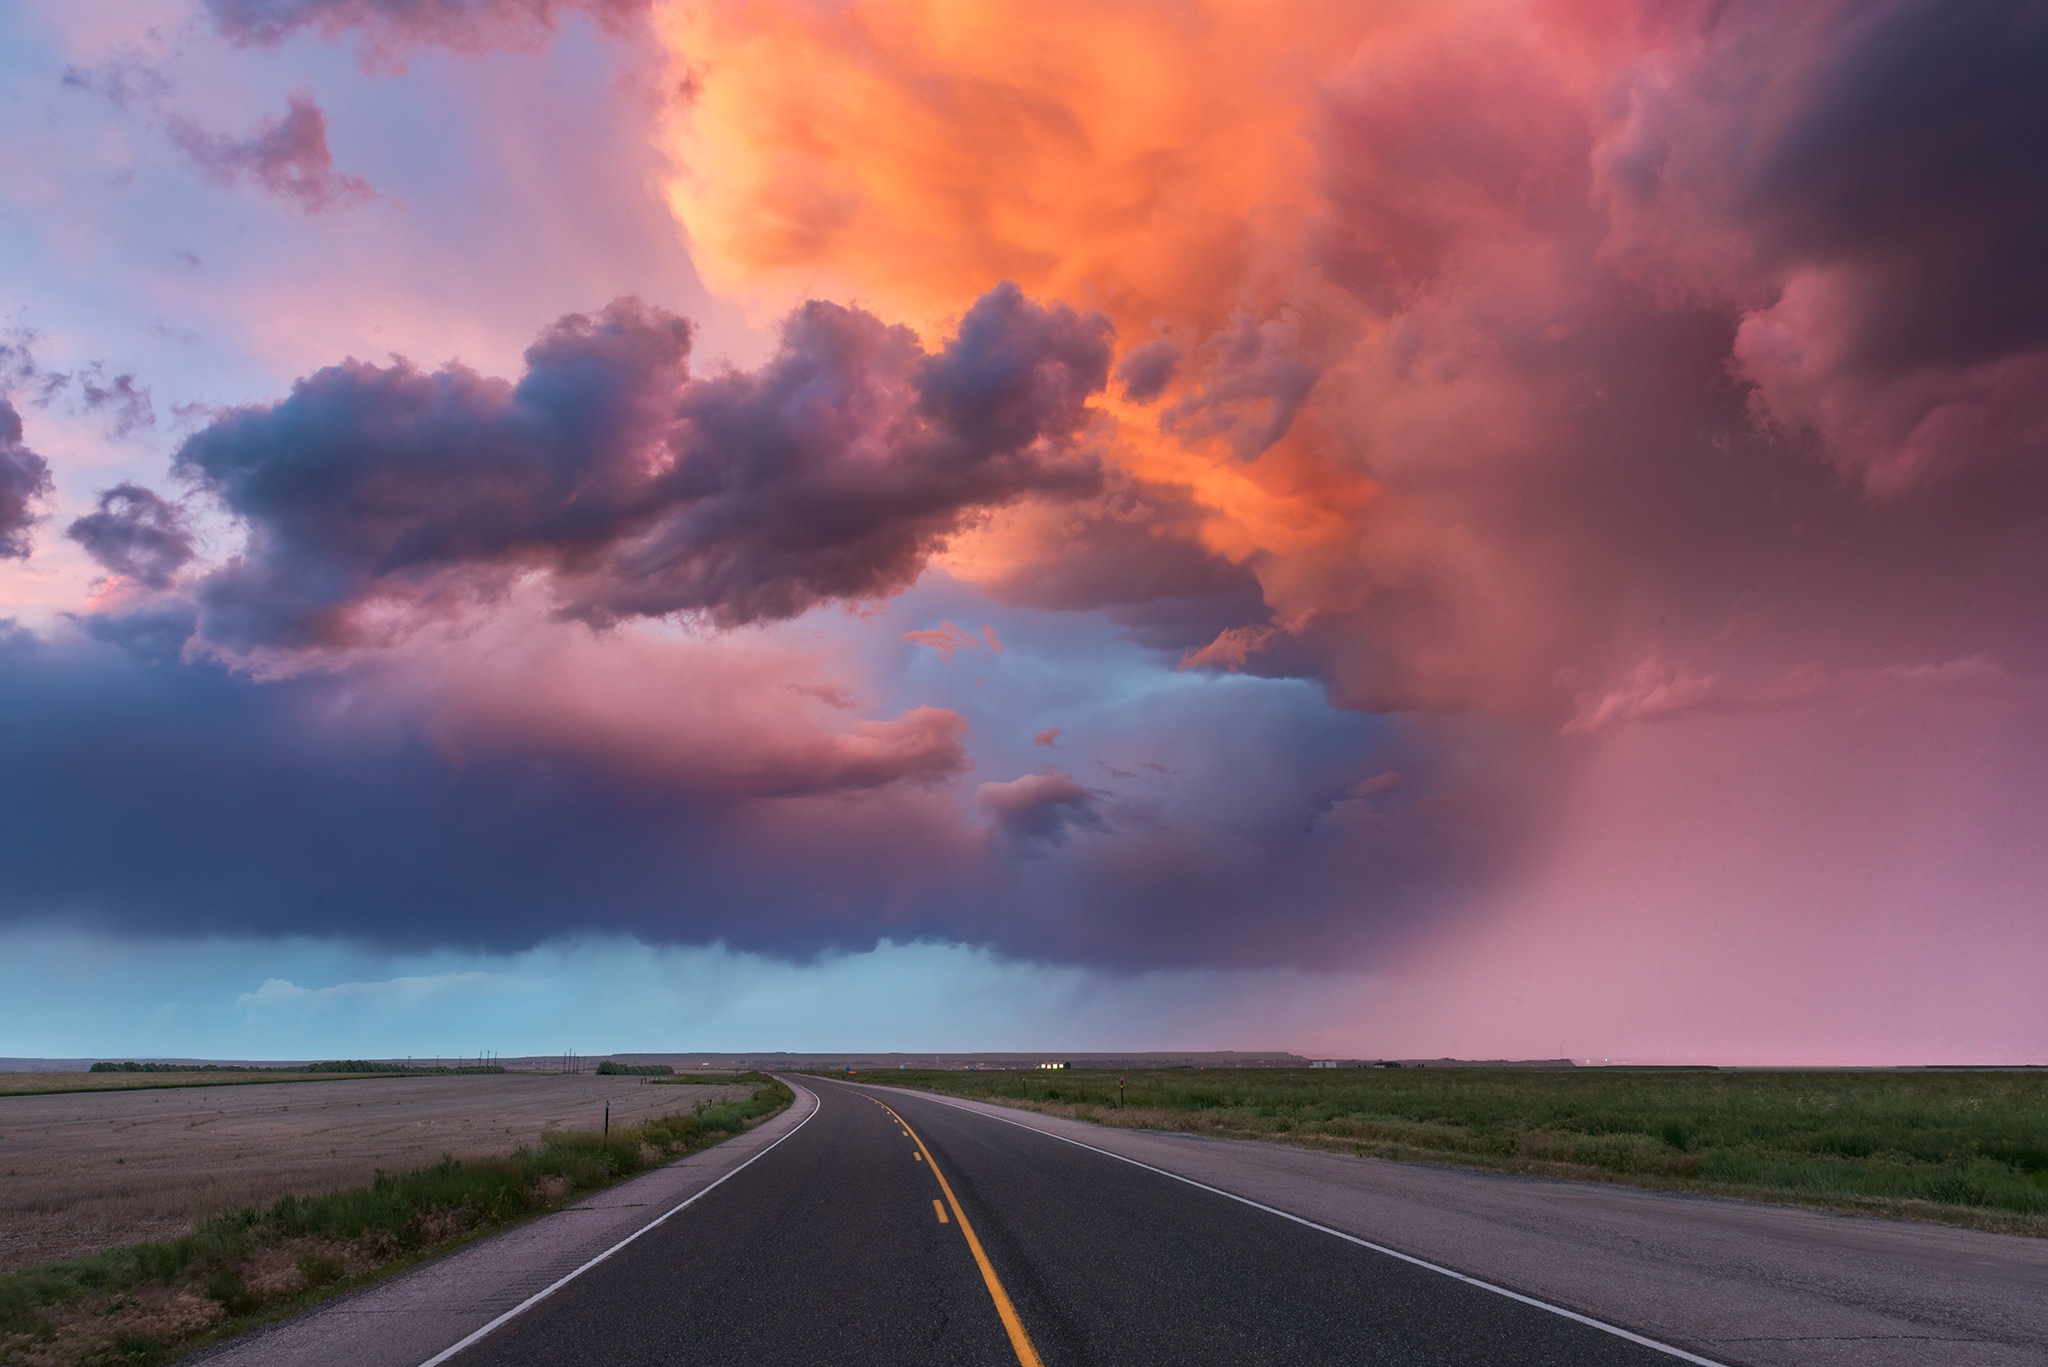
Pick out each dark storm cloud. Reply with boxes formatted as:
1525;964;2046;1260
0;623;1496;968
175;284;1112;649
976;770;1112;847
0;626;978;954
67;485;196;588
0;400;54;561
1601;0;2048;366
1739;0;2048;372
1595;0;2048;489
167;95;372;213
978;475;1270;654
1114;339;1182;404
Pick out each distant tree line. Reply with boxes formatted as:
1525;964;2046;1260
595;1061;675;1076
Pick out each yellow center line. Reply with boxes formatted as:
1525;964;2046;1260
933;1198;950;1224
872;1097;1044;1367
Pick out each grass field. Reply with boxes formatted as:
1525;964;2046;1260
865;1067;2048;1234
0;1075;791;1367
0;1073;750;1273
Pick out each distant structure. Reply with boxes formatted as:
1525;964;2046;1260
1038;1061;1069;1070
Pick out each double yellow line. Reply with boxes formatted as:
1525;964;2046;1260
869;1096;1045;1367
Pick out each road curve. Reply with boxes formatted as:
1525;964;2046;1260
450;1077;1703;1367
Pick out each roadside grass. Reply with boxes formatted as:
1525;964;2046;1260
859;1068;2048;1235
0;1075;791;1366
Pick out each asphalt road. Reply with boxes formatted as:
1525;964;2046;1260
452;1077;1705;1367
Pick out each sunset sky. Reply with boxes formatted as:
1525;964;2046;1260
2;0;2043;1063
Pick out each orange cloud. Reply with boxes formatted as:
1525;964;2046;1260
655;0;1396;603
651;0;2048;732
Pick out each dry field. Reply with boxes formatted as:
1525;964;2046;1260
0;1074;748;1272
0;1071;390;1098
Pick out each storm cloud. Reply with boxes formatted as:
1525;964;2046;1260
176;283;1110;650
0;618;1495;968
1596;0;2048;492
66;484;196;588
976;770;1112;847
0;400;53;560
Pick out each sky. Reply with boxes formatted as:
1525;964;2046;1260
1;0;2043;1064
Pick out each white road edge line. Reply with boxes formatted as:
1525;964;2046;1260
414;1080;819;1367
863;1082;1731;1367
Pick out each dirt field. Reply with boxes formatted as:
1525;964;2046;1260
0;1070;395;1097
0;1074;749;1272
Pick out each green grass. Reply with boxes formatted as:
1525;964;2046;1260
0;1075;791;1366
858;1068;2048;1233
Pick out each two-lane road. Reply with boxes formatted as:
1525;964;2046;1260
453;1077;1708;1366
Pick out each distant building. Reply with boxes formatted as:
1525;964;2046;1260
1038;1061;1069;1070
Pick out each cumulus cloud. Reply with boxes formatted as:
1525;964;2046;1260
65;485;197;588
167;94;372;212
174;283;1110;651
0;400;54;560
661;0;2048;728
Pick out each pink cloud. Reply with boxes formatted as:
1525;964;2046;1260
1180;624;1279;673
205;0;649;68
167;94;373;213
363;609;969;799
976;769;1112;847
905;620;1007;662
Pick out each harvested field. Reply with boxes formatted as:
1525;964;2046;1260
0;1074;748;1272
0;1071;402;1098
